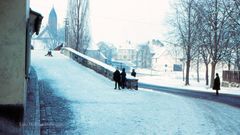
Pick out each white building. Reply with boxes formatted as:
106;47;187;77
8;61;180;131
151;45;181;72
114;41;137;62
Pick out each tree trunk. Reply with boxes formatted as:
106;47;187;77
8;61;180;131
183;62;185;81
228;60;231;70
236;47;240;70
210;0;218;88
205;63;209;85
210;62;217;88
185;1;191;86
197;56;200;82
75;11;80;51
185;59;190;85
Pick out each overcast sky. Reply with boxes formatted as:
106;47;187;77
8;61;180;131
30;0;171;44
30;0;68;27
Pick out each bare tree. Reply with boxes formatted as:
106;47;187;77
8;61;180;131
170;0;200;85
170;0;238;86
98;41;117;63
136;43;153;68
67;0;91;54
196;17;211;85
194;0;235;87
222;0;240;70
193;1;212;85
230;0;240;70
224;0;240;26
208;0;234;87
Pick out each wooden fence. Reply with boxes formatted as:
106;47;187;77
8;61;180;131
222;70;240;83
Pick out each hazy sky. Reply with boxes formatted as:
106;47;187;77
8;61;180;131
30;0;171;43
30;0;68;27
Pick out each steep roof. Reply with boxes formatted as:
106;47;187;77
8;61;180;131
49;7;57;21
48;7;57;33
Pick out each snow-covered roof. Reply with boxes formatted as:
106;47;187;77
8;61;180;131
152;46;169;59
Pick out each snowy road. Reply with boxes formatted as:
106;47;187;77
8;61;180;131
32;51;240;135
139;83;240;108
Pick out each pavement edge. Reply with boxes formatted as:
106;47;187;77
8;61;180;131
23;67;40;135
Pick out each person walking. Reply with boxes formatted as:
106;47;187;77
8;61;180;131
121;68;126;89
213;73;220;95
113;68;121;90
131;69;136;77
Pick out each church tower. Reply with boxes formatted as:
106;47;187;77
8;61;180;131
48;7;57;38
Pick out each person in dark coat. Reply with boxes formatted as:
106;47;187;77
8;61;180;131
131;69;136;77
45;50;53;57
213;73;220;95
113;68;121;90
121;68;126;89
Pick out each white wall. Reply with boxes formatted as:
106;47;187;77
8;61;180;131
0;0;28;105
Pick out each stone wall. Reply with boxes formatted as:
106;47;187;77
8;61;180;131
61;47;115;80
61;47;138;90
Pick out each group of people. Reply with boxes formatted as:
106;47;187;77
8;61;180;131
113;68;220;95
113;68;137;90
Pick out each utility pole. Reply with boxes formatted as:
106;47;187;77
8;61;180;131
64;18;69;47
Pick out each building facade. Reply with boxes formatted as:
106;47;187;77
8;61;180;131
114;41;137;62
0;0;42;123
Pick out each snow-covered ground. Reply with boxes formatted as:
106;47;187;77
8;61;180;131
32;50;240;135
135;68;240;96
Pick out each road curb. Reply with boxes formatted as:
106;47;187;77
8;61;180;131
139;82;240;108
23;67;40;135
